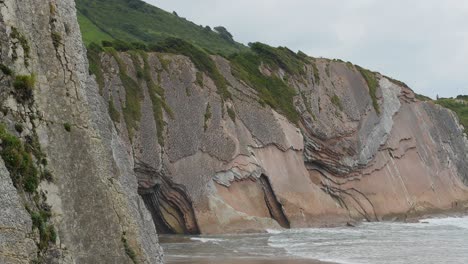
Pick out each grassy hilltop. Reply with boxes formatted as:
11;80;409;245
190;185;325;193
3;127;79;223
76;0;245;55
75;0;467;134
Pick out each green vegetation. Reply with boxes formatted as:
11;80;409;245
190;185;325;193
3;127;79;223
331;94;343;111
435;96;468;135
204;103;212;132
10;27;30;66
122;234;138;264
77;13;114;45
214;26;234;43
13;74;35;104
229;43;301;123
0;125;56;258
311;61;320;85
129;51;144;79
139;51;173;146
14;123;24;134
195;71;204;87
63;123;71;132
227;106;236;122
51;32;62;48
49;3;57;15
249;42;307;75
0;63;13;76
86;43;105;93
0;125;38;193
30;210;56;250
151;38;231;101
106;48;143;138
76;0;245;55
157;54;170;72
356;66;380;115
385;75;409;88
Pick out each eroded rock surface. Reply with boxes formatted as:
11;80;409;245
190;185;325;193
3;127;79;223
0;0;163;263
98;49;468;234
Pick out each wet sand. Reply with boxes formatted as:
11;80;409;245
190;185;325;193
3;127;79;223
166;257;334;264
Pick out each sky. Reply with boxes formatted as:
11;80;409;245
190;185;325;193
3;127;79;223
145;0;468;98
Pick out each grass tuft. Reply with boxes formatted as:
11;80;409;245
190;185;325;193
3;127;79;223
356;65;380;115
331;94;343;111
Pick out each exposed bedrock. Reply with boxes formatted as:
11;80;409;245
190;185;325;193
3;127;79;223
0;0;163;262
99;49;468;234
137;162;199;234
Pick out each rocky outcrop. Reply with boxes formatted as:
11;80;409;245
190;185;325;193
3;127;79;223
0;0;163;263
97;47;468;234
0;159;36;264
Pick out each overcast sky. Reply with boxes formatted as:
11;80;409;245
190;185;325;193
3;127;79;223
145;0;468;98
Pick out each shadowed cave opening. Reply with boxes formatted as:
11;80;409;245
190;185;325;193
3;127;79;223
259;174;290;229
136;163;200;235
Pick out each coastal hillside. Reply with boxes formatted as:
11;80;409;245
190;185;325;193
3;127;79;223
75;0;246;54
0;0;467;263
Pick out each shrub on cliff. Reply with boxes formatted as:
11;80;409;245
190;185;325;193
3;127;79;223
229;48;300;124
13;74;35;103
0;125;39;193
249;42;307;75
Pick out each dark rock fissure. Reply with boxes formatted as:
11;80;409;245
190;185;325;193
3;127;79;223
136;162;200;235
259;175;291;229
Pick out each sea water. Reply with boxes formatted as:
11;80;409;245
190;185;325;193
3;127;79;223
160;216;468;264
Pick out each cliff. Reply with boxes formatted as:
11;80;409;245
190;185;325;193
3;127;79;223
93;41;468;234
0;0;163;263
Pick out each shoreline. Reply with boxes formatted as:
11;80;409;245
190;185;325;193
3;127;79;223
165;256;335;264
161;211;468;264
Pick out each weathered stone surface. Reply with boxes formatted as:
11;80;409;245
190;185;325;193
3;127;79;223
0;0;163;263
101;50;468;234
0;160;37;264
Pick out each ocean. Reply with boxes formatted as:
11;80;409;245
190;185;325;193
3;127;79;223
161;216;468;264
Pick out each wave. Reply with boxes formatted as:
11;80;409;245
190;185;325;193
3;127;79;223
267;216;468;264
190;237;225;243
419;216;468;230
266;229;284;234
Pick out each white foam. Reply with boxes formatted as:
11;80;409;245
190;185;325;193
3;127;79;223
190;237;225;243
266;229;284;234
419;216;468;230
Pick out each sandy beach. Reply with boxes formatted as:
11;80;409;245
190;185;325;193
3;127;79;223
166;257;333;264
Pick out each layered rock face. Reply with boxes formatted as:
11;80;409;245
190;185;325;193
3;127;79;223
99;51;468;234
0;0;163;263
